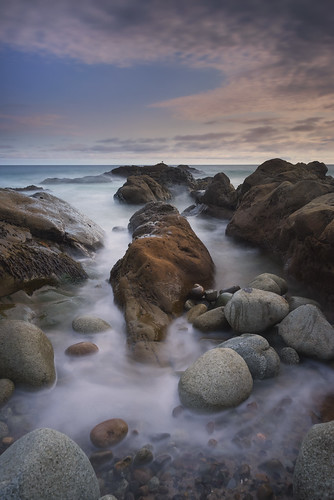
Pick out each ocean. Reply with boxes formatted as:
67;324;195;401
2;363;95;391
1;162;334;496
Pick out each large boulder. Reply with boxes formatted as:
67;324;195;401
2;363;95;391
0;320;56;388
0;189;104;297
238;158;331;197
226;159;334;308
195;172;238;219
114;175;172;204
278;193;334;300
178;347;253;411
293;421;334;499
278;304;334;360
0;189;104;255
0;428;100;499
219;334;280;379
110;202;215;363
109;162;196;190
224;288;289;333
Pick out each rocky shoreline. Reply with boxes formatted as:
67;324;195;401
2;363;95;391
1;158;334;499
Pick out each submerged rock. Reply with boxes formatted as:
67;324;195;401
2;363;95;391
0;320;56;388
65;342;99;356
0;427;100;499
110;202;214;363
293;421;334;499
178;347;253;411
224;288;289;333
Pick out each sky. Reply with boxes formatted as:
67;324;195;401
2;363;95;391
0;0;334;165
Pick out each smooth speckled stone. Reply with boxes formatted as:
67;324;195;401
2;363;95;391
219;334;280;379
178;347;253;411
225;288;289;333
65;342;99;356
0;320;56;388
90;418;128;448
294;421;334;499
278;305;334;360
0;428;100;500
72;316;111;333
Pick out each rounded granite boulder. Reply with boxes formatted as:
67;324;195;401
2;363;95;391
278;304;334;360
293;421;334;499
178;347;253;411
0;427;100;500
224;288;289;333
218;334;280;379
0;320;56;388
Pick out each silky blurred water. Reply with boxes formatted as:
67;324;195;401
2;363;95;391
1;163;334;481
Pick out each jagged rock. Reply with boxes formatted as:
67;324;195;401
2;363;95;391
226;159;334;307
110;202;214;363
0;189;104;297
109;162;196;190
196;172;238;219
114;175;172;204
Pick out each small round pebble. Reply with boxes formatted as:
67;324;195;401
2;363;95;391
90;418;128;448
65;342;99;356
72;315;111;333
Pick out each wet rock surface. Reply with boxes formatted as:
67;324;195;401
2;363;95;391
110;201;214;363
114;175;172;204
226;158;334;308
0;188;104;297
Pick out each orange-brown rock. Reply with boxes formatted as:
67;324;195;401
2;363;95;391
65;342;99;356
110;202;215;363
90;418;128;448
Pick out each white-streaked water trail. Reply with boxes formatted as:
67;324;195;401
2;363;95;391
1;164;334;493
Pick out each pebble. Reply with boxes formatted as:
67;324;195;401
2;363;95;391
72;315;111;333
188;284;205;299
65;341;99;356
90;418;128;448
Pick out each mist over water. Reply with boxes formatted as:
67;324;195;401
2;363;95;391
1;163;334;493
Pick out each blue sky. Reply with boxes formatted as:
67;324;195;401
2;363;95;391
1;0;334;165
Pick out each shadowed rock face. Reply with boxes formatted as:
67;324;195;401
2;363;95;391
114;175;172;204
109;162;196;190
110;202;215;364
226;159;334;308
0;189;104;296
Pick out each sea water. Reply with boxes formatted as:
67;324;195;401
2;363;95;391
1;163;334;493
